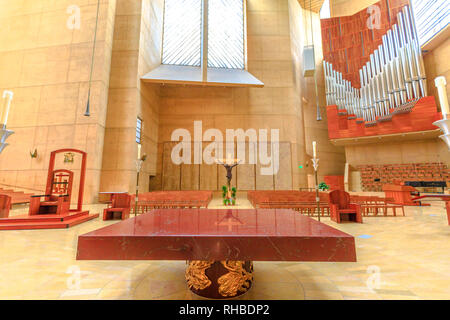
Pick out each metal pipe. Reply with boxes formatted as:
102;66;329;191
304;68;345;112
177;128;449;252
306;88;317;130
369;55;380;117
403;5;427;97
380;41;395;111
392;24;407;104
359;69;367;120
328;63;336;105
386;30;401;107
323;61;329;106
397;11;414;100
374;48;389;115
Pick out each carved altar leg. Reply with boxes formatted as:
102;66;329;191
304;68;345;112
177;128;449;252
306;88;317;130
185;260;253;299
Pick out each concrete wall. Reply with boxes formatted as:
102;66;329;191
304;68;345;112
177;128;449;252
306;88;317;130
0;0;116;204
153;0;303;191
288;0;346;184
331;0;379;17
100;0;162;194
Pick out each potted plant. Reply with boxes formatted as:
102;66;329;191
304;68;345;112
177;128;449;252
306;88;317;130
318;182;330;191
231;187;237;205
222;185;237;206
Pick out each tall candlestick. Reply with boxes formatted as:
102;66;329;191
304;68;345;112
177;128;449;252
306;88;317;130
313;141;317;159
138;143;141;160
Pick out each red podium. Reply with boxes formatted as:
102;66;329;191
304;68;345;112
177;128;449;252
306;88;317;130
383;183;419;206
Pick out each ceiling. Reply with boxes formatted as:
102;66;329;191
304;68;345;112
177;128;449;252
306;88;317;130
298;0;326;13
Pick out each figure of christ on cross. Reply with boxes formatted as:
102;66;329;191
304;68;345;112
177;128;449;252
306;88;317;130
215;154;242;196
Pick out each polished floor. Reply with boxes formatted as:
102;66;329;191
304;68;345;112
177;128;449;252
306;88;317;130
0;194;449;300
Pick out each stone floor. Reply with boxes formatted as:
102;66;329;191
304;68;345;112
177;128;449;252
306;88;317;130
0;194;449;300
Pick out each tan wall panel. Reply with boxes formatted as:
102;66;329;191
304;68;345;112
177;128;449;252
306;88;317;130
200;163;218;191
162;142;181;190
275;142;293;190
0;0;117;203
236;141;257;191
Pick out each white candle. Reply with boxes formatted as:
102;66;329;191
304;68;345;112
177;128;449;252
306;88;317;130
1;91;13;126
138;143;141;160
313;141;317;159
435;76;449;117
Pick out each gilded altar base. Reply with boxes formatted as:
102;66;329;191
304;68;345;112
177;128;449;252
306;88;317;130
186;260;254;299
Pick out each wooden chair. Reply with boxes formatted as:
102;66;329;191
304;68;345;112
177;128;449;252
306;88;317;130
103;193;132;221
29;169;73;215
0;194;12;218
329;190;362;223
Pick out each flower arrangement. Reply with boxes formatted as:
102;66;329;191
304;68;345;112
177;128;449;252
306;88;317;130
318;182;330;191
222;185;237;206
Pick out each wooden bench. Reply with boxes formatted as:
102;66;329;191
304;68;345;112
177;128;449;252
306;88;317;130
134;191;213;214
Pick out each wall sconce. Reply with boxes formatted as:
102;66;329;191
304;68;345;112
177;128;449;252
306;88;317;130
30;149;37;159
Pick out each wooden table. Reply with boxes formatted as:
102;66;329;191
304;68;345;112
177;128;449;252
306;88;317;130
77;209;356;299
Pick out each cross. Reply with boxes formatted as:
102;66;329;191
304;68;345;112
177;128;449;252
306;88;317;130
215;212;244;231
216;217;243;232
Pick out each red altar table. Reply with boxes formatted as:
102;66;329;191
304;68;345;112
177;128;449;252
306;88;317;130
77;209;356;299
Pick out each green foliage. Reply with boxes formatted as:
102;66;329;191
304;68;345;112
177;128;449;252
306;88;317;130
231;187;237;198
222;185;228;199
222;186;237;205
318;182;330;191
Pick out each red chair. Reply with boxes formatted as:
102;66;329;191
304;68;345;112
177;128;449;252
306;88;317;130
29;169;73;215
329;190;362;223
103;193;132;221
0;194;12;218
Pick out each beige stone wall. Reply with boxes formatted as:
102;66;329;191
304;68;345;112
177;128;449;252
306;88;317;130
424;37;450;111
153;0;305;191
0;0;116;204
288;0;346;183
330;0;379;17
100;0;162;194
345;139;450;167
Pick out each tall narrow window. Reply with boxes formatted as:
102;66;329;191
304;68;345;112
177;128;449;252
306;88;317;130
208;0;245;69
136;117;143;144
411;0;449;46
162;0;202;66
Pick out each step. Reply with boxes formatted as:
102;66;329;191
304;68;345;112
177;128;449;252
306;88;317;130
0;211;90;224
0;213;99;231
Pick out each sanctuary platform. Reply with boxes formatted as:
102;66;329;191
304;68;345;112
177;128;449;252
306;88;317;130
0;211;99;230
77;209;356;299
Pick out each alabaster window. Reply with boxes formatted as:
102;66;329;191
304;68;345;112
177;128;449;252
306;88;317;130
162;0;202;67
162;0;245;70
411;0;449;46
320;0;331;19
136;117;142;144
207;0;245;69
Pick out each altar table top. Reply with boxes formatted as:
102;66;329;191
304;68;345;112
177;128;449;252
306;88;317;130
77;209;356;262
